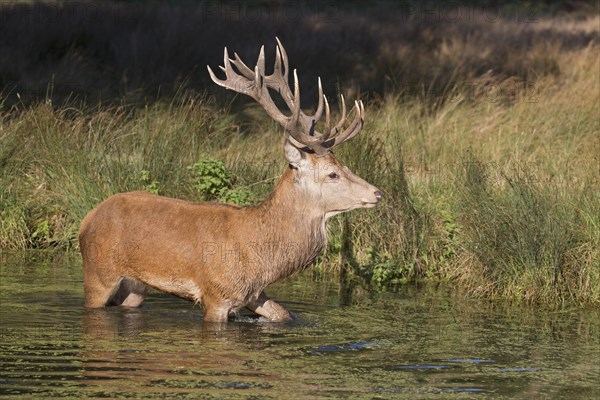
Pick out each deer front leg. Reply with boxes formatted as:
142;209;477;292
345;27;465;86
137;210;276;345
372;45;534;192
202;299;230;323
246;291;292;322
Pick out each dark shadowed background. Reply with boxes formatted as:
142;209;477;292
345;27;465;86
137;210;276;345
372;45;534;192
1;0;598;107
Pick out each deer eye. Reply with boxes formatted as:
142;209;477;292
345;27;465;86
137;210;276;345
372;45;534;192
328;172;339;180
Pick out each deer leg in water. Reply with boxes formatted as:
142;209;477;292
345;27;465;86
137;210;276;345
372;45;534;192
84;274;122;308
202;300;230;323
110;277;149;307
246;292;292;322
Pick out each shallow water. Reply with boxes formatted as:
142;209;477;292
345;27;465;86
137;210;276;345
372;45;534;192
1;252;599;399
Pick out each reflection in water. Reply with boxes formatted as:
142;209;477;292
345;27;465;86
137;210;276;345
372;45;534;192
1;252;599;398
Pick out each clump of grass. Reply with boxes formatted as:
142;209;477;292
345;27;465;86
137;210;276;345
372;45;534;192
452;155;596;304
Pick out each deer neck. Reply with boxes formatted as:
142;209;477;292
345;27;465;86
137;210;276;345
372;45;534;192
261;167;324;222
248;167;328;281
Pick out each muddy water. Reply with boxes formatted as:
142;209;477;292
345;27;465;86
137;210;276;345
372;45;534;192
1;252;598;399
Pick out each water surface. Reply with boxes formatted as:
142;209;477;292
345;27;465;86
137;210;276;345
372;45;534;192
1;252;598;398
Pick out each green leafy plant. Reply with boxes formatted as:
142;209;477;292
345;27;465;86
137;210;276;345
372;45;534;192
187;157;254;205
439;209;460;262
31;219;50;242
217;186;253;206
359;247;409;288
187;157;232;199
139;169;160;194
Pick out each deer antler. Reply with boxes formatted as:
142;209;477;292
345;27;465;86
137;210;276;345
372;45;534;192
207;37;364;156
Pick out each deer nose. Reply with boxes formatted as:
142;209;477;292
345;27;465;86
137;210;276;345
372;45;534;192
374;191;382;201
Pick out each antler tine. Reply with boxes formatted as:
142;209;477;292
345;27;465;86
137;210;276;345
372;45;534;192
267;42;294;108
290;69;302;131
274;44;282;73
209;48;255;98
312;77;324;123
257;46;265;78
275;37;289;82
332;94;347;135
207;64;221;85
325;100;364;148
208;42;291;130
223;48;233;78
287;69;328;148
323;95;331;140
254;65;262;100
231;52;254;79
207;48;229;84
254;46;265;101
272;40;327;145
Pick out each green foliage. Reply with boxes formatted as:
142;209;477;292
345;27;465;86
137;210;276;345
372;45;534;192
217;186;254;206
366;250;408;288
187;157;233;199
439;209;460;263
139;170;160;195
187;157;254;206
31;219;50;242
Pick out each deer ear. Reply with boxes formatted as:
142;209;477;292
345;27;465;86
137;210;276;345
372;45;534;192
284;139;306;168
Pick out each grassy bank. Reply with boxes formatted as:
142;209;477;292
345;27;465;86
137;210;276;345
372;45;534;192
1;3;599;306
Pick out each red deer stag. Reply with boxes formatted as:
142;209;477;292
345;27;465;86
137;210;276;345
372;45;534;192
79;38;381;322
